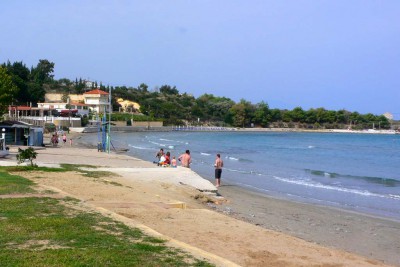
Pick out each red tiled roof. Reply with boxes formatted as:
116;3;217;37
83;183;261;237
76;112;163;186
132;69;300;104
8;106;31;111
84;89;109;95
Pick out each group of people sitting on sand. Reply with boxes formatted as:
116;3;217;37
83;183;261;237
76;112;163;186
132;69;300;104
155;148;192;168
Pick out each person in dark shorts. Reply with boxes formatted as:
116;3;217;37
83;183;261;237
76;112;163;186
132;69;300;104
214;153;224;187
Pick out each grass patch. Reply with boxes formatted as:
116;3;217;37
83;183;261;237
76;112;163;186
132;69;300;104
0;164;116;179
0;169;213;266
0;171;36;195
59;164;97;172
0;197;213;266
0;166;65;173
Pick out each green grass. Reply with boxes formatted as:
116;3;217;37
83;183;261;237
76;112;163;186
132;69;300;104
0;164;116;179
0;166;65;173
0;171;36;195
0;170;213;267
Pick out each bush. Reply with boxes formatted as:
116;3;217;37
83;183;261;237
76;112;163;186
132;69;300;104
16;147;38;167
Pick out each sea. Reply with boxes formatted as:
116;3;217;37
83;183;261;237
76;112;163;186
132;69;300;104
80;131;400;221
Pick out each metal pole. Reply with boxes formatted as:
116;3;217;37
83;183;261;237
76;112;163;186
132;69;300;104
107;86;111;154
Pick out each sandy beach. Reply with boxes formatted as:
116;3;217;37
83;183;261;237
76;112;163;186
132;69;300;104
1;136;399;267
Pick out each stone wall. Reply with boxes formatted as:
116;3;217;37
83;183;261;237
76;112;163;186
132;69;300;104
45;93;85;102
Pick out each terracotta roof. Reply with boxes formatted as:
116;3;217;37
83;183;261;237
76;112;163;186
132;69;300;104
84;89;109;95
8;106;31;111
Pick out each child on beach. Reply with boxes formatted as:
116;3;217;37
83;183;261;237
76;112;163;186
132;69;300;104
171;156;177;168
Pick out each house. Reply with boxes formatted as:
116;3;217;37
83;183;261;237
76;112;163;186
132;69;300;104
7;105;81;128
83;89;110;113
40;89;110;115
8;105;56;118
4;89;110;129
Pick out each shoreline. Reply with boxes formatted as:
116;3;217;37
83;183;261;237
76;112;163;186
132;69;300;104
215;176;400;223
68;133;400;266
6;133;400;266
212;183;400;265
73;126;400;135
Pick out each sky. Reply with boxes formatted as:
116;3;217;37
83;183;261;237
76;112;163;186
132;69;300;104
1;0;400;119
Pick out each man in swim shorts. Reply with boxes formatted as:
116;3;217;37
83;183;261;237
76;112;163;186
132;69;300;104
178;150;192;168
214;153;223;187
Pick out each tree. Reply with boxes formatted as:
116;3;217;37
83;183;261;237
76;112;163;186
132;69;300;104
229;99;253;127
74;78;85;94
27;81;45;104
281;110;292;123
159;85;179;95
230;103;246;127
269;108;282;122
291;107;306;122
31;59;55;85
137;83;148;92
2;61;30;104
0;67;19;112
253;101;270;127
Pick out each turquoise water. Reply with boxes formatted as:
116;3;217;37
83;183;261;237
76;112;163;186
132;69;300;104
82;131;400;220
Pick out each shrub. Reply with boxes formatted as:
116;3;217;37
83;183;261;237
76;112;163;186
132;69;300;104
16;147;38;167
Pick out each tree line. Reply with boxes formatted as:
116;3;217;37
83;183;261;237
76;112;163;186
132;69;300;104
0;59;391;130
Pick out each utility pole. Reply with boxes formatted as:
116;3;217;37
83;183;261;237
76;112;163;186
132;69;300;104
107;85;111;153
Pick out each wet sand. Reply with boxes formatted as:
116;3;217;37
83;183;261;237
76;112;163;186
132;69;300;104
213;184;400;266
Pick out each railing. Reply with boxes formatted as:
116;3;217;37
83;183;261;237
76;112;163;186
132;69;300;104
7;116;81;127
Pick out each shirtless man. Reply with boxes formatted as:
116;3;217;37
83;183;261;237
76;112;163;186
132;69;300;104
214;153;224;187
178;150;192;168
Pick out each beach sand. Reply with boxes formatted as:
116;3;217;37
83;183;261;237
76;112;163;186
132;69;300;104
2;137;399;266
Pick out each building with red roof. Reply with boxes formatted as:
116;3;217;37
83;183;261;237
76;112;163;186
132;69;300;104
83;89;110;113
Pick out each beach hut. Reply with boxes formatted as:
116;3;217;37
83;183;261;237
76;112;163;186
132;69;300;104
0;120;44;147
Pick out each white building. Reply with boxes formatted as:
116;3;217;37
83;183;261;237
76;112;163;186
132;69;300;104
38;89;110;115
83;89;110;113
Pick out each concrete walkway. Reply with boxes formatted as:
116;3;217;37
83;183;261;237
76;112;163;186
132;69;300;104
0;146;218;193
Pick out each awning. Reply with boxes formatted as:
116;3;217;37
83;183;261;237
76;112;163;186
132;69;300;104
11;124;31;129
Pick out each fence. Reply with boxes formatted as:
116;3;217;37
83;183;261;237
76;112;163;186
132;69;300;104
7;116;81;127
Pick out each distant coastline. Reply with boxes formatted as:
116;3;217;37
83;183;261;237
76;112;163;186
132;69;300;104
236;127;399;135
71;126;400;135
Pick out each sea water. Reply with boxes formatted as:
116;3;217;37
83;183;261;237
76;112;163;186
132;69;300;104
82;131;400;220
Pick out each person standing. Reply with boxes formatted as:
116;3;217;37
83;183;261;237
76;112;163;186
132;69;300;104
214;153;224;187
178;150;192;168
62;133;67;145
